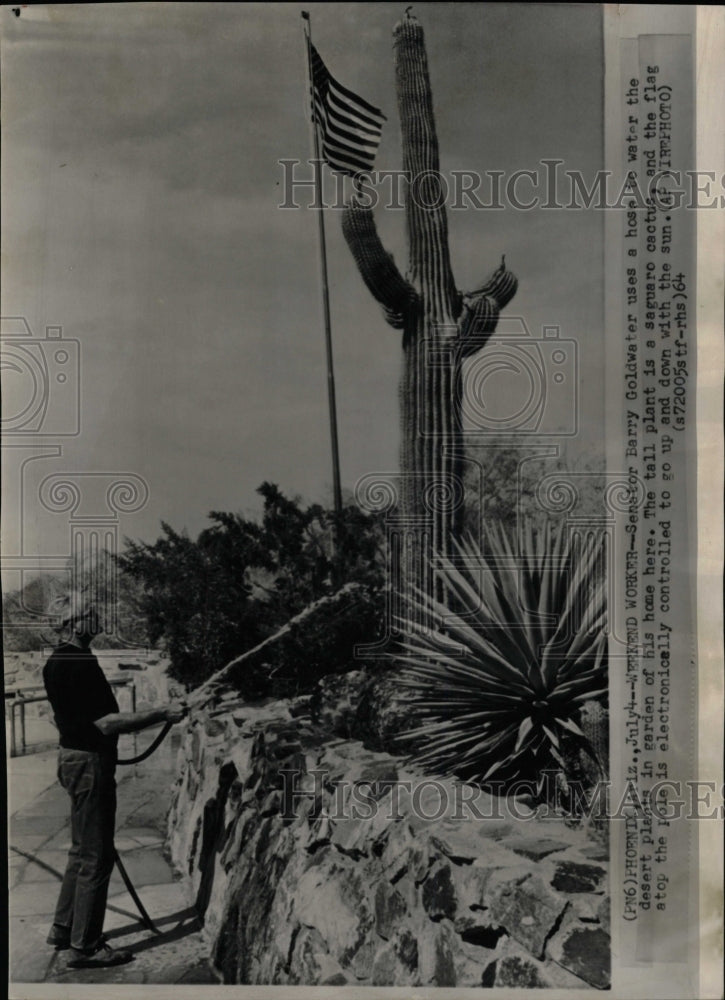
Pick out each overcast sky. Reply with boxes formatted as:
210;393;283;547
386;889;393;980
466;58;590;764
2;2;603;576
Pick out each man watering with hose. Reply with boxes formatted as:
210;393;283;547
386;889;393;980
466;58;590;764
42;595;188;969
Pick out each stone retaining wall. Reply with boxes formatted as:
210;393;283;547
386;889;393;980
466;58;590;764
168;695;610;988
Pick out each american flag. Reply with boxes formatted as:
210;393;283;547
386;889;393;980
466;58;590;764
310;43;386;177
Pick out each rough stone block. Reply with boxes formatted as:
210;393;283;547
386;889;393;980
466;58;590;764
551;860;607;894
379;820;431;884
547;915;611;989
374;880;408;940
288;926;348;986
394;928;419;975
453;914;507;950
431;825;523;867
422;860;458;921
417;919;458;987
371;940;419;986
358;759;400;788
260;790;283;817
293;857;374;973
493;938;590;989
570;892;603;923
495;952;551;988
449;861;491;911
487;870;568;958
452;948;491;986
506;836;571;861
328;785;395;857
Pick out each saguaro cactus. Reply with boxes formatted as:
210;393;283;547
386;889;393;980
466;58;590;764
343;13;517;603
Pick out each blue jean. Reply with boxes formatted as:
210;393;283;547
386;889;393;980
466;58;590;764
52;749;117;952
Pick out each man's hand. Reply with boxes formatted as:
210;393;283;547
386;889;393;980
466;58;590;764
164;700;188;724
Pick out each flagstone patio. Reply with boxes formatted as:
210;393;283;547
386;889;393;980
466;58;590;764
8;728;217;987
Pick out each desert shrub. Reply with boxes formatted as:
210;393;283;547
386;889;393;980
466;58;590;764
220;583;386;700
118;483;386;689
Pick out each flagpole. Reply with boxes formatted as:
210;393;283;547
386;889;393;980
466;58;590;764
302;12;344;531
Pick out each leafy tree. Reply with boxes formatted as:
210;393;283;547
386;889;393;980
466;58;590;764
463;437;605;536
118;483;386;689
118;519;263;688
250;482;386;622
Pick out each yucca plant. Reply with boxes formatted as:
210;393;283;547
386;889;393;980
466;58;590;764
395;521;608;791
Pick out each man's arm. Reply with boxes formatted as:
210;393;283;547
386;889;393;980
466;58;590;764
94;701;187;737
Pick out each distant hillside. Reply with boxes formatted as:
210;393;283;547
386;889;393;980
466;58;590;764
2;567;151;652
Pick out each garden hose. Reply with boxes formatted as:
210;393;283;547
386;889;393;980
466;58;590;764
111;725;173;935
111;693;214;929
112;848;160;934
116;720;173;765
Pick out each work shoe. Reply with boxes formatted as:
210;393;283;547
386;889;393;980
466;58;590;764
46;926;71;950
66;939;134;969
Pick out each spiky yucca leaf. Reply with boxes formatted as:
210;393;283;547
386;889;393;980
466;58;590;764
396;522;608;787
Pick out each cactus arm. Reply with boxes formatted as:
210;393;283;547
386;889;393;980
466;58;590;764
459;258;519;359
342;198;419;330
458;292;500;359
